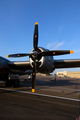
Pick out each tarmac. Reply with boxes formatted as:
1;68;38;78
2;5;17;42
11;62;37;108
0;75;80;120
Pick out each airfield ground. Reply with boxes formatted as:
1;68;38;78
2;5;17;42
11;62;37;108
0;75;80;120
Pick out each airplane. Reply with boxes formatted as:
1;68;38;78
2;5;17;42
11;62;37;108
0;22;80;92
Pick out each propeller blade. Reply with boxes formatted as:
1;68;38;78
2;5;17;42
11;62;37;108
6;53;30;58
33;22;38;51
32;57;36;92
38;50;74;56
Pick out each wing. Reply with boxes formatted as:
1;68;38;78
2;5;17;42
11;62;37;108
54;59;80;69
8;61;32;71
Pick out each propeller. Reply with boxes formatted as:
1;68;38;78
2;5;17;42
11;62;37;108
31;22;39;92
6;22;74;92
33;22;38;51
6;54;30;58
6;50;74;58
38;50;74;56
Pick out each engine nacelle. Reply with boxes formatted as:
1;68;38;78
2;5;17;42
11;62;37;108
29;47;55;73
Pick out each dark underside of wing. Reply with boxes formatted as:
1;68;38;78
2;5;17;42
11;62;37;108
54;59;80;69
8;61;32;71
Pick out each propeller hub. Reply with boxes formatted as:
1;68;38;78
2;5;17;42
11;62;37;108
29;47;43;68
31;51;38;57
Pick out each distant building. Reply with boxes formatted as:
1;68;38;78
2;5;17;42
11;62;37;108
36;73;46;76
67;72;80;78
57;71;67;77
57;71;80;78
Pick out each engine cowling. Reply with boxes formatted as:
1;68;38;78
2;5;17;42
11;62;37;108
29;47;55;73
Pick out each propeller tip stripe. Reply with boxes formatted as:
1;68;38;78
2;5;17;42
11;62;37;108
70;50;74;54
35;22;38;25
6;55;9;58
32;89;35;92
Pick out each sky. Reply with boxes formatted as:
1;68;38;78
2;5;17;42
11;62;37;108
0;0;80;73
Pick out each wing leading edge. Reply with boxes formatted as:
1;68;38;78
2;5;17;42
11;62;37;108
54;59;80;69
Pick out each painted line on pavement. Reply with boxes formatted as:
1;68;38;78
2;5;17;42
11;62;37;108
0;87;80;102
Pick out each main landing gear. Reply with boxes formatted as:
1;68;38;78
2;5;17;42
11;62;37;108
6;75;20;87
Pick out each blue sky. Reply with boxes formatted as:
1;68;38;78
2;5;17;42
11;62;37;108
0;0;80;73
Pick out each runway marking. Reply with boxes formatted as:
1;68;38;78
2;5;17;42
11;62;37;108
0;87;80;102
